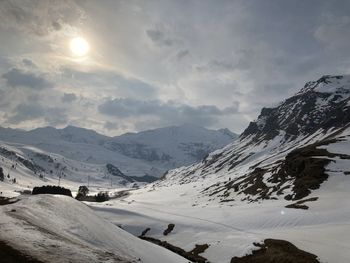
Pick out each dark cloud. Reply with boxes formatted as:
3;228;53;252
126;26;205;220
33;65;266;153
22;58;36;67
98;98;239;128
51;21;62;31
146;29;176;47
2;68;52;89
6;104;44;124
62;93;77;103
6;103;67;126
177;50;189;60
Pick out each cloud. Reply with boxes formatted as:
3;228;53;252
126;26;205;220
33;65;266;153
0;0;84;36
6;103;67;126
314;16;350;49
104;121;119;131
51;21;62;31
62;93;77;103
196;58;242;72
1;0;350;135
43;107;68;126
61;67;157;99
22;58;36;67
177;50;189;60
146;29;176;47
2;68;52;89
98;98;239;128
6;104;44;124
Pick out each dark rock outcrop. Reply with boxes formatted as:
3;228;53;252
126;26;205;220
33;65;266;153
231;239;320;263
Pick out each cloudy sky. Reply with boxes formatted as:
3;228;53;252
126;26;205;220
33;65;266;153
0;0;349;136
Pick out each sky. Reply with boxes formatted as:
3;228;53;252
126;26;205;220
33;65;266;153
0;0;349;136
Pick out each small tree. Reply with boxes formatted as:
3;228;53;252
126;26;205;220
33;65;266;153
76;185;89;200
32;185;72;197
95;191;109;202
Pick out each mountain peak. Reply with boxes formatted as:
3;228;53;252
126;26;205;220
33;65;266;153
241;74;350;141
298;75;350;95
217;128;236;139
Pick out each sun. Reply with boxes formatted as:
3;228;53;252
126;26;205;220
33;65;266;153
70;37;90;56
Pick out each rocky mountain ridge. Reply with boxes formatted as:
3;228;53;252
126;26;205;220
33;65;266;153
155;75;350;204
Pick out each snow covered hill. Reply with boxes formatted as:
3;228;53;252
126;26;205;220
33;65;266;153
0;124;236;184
0;194;188;263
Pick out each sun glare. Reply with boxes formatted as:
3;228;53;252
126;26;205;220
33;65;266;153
70;37;89;56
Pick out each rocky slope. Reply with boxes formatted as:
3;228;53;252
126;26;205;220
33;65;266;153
156;75;350;203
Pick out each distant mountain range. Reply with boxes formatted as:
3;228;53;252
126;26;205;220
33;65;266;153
0;124;237;184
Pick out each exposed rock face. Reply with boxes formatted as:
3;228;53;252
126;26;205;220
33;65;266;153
106;163;134;185
0;147;44;173
242;75;350;141
202;137;350;202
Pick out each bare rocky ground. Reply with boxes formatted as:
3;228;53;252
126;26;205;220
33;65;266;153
0;240;44;263
231;239;320;263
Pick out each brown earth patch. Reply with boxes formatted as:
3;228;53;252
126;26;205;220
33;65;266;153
231;239;320;263
163;223;175;235
202;137;350;203
139;236;209;263
189;244;210;257
140;227;151;237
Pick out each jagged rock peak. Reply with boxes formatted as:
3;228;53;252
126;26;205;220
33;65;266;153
241;75;350;141
299;75;350;94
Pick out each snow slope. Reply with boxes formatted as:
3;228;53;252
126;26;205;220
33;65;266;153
0;194;188;263
90;170;350;263
89;126;350;263
1;75;349;263
0;140;137;195
87;75;350;263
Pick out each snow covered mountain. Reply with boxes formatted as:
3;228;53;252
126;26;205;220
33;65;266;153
99;75;349;263
155;75;350;203
1;75;350;263
0;124;236;187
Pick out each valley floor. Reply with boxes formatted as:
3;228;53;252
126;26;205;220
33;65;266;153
1;159;349;263
89;171;350;263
